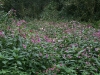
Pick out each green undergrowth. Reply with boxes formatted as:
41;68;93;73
0;19;100;75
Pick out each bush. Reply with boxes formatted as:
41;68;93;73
2;0;100;22
40;1;59;21
3;0;49;18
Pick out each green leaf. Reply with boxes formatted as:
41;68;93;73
17;61;22;65
95;58;100;66
41;65;46;69
6;57;14;60
13;52;17;57
2;61;7;64
77;49;85;56
0;53;4;59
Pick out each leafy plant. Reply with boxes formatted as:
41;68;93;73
0;19;100;75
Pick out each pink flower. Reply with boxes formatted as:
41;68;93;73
67;54;72;58
7;26;11;30
63;54;66;59
31;37;41;43
30;30;33;32
17;20;26;26
46;69;48;73
60;63;63;66
17;21;22;26
46;54;49;58
78;56;81;58
87;25;92;28
31;38;35;43
22;33;26;39
47;38;53;42
36;37;41;43
0;31;3;35
36;72;39;74
85;62;90;65
95;48;99;51
22;44;26;48
0;31;4;37
50;68;55;71
39;53;42;56
44;36;53;43
93;31;100;38
21;20;26;23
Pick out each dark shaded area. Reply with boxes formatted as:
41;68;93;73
2;0;100;21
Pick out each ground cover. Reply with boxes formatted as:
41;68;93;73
0;19;100;75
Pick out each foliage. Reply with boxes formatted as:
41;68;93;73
0;8;16;24
2;0;100;22
2;0;49;18
0;18;100;75
40;1;59;21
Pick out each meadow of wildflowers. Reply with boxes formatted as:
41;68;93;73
0;16;100;75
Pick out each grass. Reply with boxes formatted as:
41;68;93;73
0;18;100;75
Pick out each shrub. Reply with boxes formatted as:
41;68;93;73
2;0;100;22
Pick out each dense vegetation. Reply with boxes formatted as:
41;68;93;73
1;0;100;21
0;0;100;75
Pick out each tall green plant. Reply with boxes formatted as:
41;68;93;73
3;0;49;18
2;0;100;21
